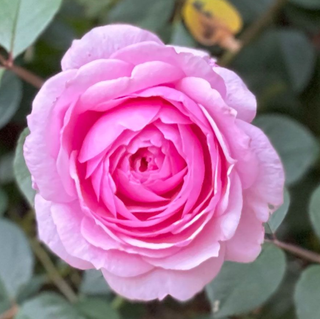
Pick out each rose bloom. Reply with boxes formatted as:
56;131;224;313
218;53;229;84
24;25;284;301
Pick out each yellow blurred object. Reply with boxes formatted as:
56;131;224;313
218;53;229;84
182;0;243;51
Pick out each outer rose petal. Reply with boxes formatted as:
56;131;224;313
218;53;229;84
61;24;163;70
102;245;225;301
24;70;77;203
238;120;285;222
213;67;257;123
51;201;154;277
35;195;92;269
169;45;210;58
225;202;264;263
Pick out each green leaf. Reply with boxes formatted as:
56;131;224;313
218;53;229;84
107;0;175;33
289;0;320;9
309;185;320;241
294;266;320;319
13;128;36;206
258;263;300;319
15;293;84;319
265;188;290;234
232;29;315;95
229;0;273;24
171;22;196;47
80;270;112;296
0;219;34;299
0;68;5;84
0;71;22;130
0;188;8;217
277;29;316;93
0;152;14;184
17;275;47;304
0;278;11;314
205;244;286;318
285;5;320;34
0;0;63;57
254;114;319;185
75;0;112;18
77;298;120;319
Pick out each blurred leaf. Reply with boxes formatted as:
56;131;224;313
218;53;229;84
107;0;175;33
0;0;63;57
205;244;286;318
16;293;84;319
0;152;14;184
228;0;273;24
80;270;112;296
294;266;320;319
41;20;75;51
119;302;146;319
285;5;320;34
17;275;47;304
0;188;8;217
0;278;11;314
14;128;35;206
0;68;5;84
232;29;315;95
277;29;316;93
265;188;290;234
171;22;196;47
0;219;34;299
254;114;319;185
0;71;22;130
258;262;300;319
77;298;120;319
309;185;320;241
289;0;320;10
75;0;112;18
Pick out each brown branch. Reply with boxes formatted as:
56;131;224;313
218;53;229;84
218;0;289;67
0;304;18;319
30;239;78;303
0;53;44;89
266;239;320;264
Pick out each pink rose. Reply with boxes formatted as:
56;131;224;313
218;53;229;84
24;25;284;301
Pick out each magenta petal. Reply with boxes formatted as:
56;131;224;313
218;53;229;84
142;219;221;270
79;100;162;162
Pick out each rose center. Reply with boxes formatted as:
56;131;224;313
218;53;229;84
139;157;149;172
130;148;159;173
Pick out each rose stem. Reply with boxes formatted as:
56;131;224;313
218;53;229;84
30;239;78;303
265;238;320;264
0;53;44;89
218;0;288;67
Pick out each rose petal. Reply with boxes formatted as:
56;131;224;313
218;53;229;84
24;70;77;203
214;67;257;123
102;245;225;301
62;24;163;70
35;195;92;269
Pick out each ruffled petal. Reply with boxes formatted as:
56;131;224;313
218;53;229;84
61;24;163;70
102;245;225;301
35;195;92;269
24;71;77;203
214;67;257;123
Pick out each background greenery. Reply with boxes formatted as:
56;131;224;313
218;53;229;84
1;0;320;318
